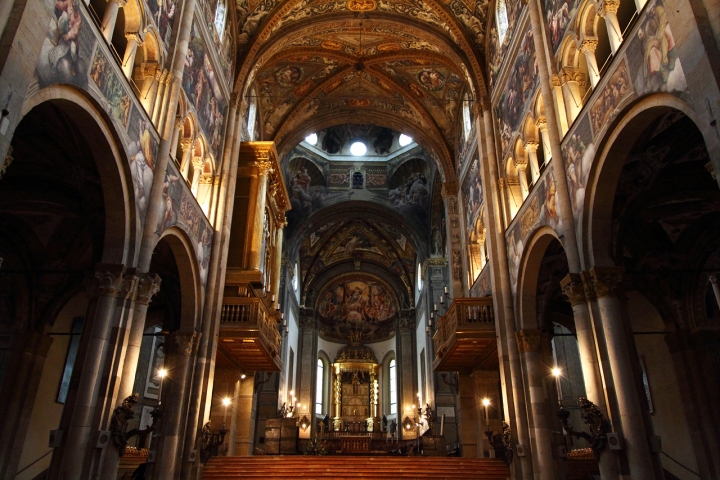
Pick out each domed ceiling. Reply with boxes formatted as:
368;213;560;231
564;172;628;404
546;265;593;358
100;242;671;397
233;0;492;182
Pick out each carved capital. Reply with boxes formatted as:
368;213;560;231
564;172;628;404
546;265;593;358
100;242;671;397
121;268;141;301
86;264;125;298
589;266;624;299
253;160;274;176
192;157;204;169
598;0;620;15
140;63;159;79
560;273;586;306
125;32;144;45
535;118;548;130
514;158;528;170
498;178;506;189
560;67;586;87
580;271;596;301
168;331;201;356
579;39;598;53
524;141;539;154
135;273;162;305
515;329;542;353
551;74;562;87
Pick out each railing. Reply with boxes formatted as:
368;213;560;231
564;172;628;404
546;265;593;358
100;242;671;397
221;297;281;358
433;297;495;359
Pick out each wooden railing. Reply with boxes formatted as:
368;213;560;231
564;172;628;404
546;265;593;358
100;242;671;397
432;297;495;360
221;297;282;358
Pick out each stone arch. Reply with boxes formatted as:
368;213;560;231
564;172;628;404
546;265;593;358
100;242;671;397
19;86;136;265
515;227;562;330
157;228;202;331
581;94;701;268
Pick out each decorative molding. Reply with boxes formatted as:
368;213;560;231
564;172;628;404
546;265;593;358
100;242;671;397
135;273;162;306
86;264;126;299
515;329;542;353
589;266;624;299
560;273;586;306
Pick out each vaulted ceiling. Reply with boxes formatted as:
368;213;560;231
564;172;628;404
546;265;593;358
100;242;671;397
233;0;492;183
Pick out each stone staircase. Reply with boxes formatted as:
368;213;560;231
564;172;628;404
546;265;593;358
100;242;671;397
202;456;511;479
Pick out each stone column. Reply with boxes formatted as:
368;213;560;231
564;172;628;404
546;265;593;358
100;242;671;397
138;63;160;117
560;274;619;479
295;311;318;437
101;0;126;42
151;331;201;479
516;330;557;480
398;314;416;440
180;139;194;179
536;119;552;163
99;272;161;480
151;69;170;127
478;104;534;480
589;267;655;480
121;33;143;78
579;40;601;88
560;67;585;124
191;157;203;195
247;159;271;272
598;0;623;54
0;332;54;479
524;142;540;184
58;264;125;479
233;374;254;455
515;159;529;199
498;178;511;226
551;75;570;135
269;224;285;309
457;373;480;457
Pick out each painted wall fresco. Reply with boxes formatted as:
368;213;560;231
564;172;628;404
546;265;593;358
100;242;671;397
561;0;688;234
183;20;228;158
316;275;398;342
470;265;491;297
461;156;483;229
488;1;525;91
146;0;176;46
388;159;431;226
285;158;327;227
544;0;580;52
33;0;161;221
157;160;214;285
495;27;538;156
505;165;563;292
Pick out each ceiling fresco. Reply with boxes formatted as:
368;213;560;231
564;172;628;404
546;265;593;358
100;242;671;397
232;0;493;182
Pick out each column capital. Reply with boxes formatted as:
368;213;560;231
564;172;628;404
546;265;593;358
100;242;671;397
589;266;624;298
551;74;562;87
535;117;548;130
180;138;194;149
560;273;586;306
560;67;585;87
598;0;620;15
705;161;716;180
135;272;162;305
579;271;596;301
514;157;528;170
86;264;126;298
192;157;204;168
579;39;598;53
167;330;202;356
253;160;274;176
125;31;144;44
515;329;542;353
524;141;539;153
120;268;141;301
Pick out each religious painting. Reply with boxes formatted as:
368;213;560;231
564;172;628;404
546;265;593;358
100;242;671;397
127;110;159;219
286;158;327;231
331;230;382;256
418;68;445;91
496;28;538;155
183;20;227;157
348;0;376;12
275;66;303;87
90;49;132;127
462;157;483;229
35;0;94;90
389;159;431;225
562;114;595;223
544;0;580;52
589;59;633;137
626;0;687;95
316;275;398;342
146;0;176;46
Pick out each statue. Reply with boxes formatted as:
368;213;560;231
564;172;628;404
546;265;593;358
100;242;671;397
109;393;139;456
382;414;388;432
278;402;287;418
389;419;397;437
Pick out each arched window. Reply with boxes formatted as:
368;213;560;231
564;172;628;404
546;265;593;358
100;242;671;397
496;0;509;44
247;92;257;140
389;359;397;415
315;358;325;414
462;93;472;140
417;262;423;291
213;0;226;37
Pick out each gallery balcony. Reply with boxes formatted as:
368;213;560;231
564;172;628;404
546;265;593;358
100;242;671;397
432;297;498;372
218;297;282;372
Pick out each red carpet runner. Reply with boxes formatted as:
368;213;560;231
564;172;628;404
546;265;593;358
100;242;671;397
202;456;511;479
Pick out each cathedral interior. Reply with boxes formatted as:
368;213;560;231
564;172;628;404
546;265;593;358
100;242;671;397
0;0;719;478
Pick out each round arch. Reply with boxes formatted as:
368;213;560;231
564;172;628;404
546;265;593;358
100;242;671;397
19;85;136;265
581;94;701;268
158;228;202;331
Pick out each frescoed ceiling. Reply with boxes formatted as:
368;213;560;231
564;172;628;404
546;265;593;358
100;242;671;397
232;0;492;183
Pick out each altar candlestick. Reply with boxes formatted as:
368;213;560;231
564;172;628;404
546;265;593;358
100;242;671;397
552;367;563;406
482;398;490;426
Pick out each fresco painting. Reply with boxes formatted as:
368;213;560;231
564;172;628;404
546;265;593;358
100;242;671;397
90;49;132;127
496;28;538;155
317;276;398;342
332;230;383;256
127;109;159;218
389;171;430;224
488;1;525;91
36;0;94;89
146;0;177;46
589;59;634;137
562;114;594;223
462;157;483;229
544;0;580;52
183;20;227;157
627;0;687;95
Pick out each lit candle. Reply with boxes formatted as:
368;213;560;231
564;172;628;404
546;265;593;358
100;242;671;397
158;368;167;403
552;367;563;406
482;398;490;426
